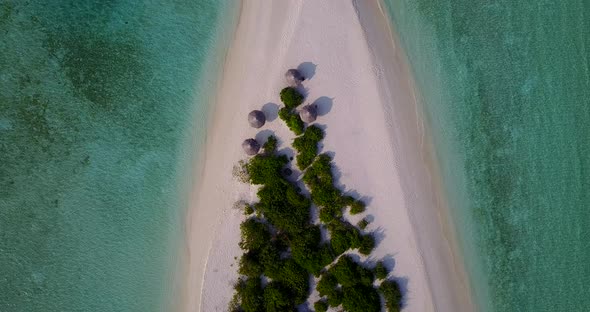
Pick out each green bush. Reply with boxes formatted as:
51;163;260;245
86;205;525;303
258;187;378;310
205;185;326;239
341;285;381;312
341;195;355;206
263;135;278;154
291;226;334;275
319;207;338;224
247;153;289;185
280;87;304;109
274;259;309;304
350;200;366;214
256;183;310;234
329;255;374;287
259;244;282;278
359;234;376;255
244;204;254;215
239;252;264;277
374;261;389;280
357;218;370;230
263;282;292;312
239;218;271;251
293;125;324;170
379;280;403;312
303;154;346;216
314;300;329;312
316;273;338;298
329;221;362;256
327;289;343;307
278;107;304;135
234;277;264;312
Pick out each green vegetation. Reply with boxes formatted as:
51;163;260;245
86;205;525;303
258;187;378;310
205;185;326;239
357;218;370;230
278;107;305;135
230;75;404;312
303;153;345;223
374;261;389;280
314;255;389;311
359;234;376;255
329;255;374;287
278;87;305;134
262;135;278;154
350;200;366;214
244;204;254;215
233;278;264;312
380;280;403;312
292;125;324;170
280;87;304;109
263;282;292;311
290;225;334;276
341;285;381;312
328;221;362;256
314;300;329;312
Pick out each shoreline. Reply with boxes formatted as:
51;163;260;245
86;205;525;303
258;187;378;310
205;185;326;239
183;1;474;311
355;1;475;310
178;2;242;311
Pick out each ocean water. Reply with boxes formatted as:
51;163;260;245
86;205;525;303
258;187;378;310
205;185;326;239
0;1;236;311
382;0;590;311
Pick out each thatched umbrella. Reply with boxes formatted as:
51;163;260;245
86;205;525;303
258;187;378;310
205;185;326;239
285;69;305;86
242;138;260;156
248;110;266;128
299;104;317;123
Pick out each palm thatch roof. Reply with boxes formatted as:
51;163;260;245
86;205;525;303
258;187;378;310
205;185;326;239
248;110;266;128
299;104;318;123
242;138;260;156
285;69;305;86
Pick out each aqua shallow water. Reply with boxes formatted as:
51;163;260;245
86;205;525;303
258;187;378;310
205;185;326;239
0;1;235;311
383;0;590;311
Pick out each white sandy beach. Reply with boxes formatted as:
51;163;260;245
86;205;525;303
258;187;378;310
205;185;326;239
183;1;474;311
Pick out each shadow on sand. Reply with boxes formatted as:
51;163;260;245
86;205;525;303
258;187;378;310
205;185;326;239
298;61;317;80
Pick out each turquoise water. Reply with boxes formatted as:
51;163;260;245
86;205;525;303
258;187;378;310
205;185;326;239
383;0;590;311
0;1;236;311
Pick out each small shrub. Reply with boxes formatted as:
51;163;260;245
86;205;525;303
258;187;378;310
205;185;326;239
380;280;403;312
293;125;324;170
341;285;381;312
329;221;362;256
274;259;310;304
259;245;282;278
228;292;240;312
280;87;304;109
278;107;305;135
263;135;278;154
359;234;376;255
350;200;366;214
319;208;337;224
329;255;374;287
247;153;288;185
234;277;264;312
263;282;292;312
357;218;369;230
303;154;348;216
239;218;271;251
291;226;334;275
340;195;355;206
256;183;311;234
244;204;254;215
239;252;263;277
327;289;343;307
316;273;338;297
374;261;388;280
314;300;329;312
